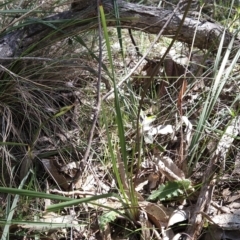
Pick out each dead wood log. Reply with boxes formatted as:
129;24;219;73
0;0;239;59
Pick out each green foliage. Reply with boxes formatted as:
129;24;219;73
100;4;139;221
1;172;30;240
98;210;123;230
188;30;240;174
147;179;192;201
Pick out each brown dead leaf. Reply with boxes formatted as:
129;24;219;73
140;201;173;229
158;57;186;98
177;79;187;116
155;156;185;181
20;154;33;181
147;173;160;190
41;158;69;190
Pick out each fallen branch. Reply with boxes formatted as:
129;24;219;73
0;0;239;58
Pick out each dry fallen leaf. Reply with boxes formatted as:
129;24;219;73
19;214;79;231
167;207;188;227
211;213;240;230
140;201;173;229
41;158;69;190
160;156;185;179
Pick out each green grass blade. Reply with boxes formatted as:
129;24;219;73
99;5;138;219
188;30;238;174
102;107;127;201
99;5;128;171
113;0;124;58
0;187;71;201
47;193;116;212
1;171;30;240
